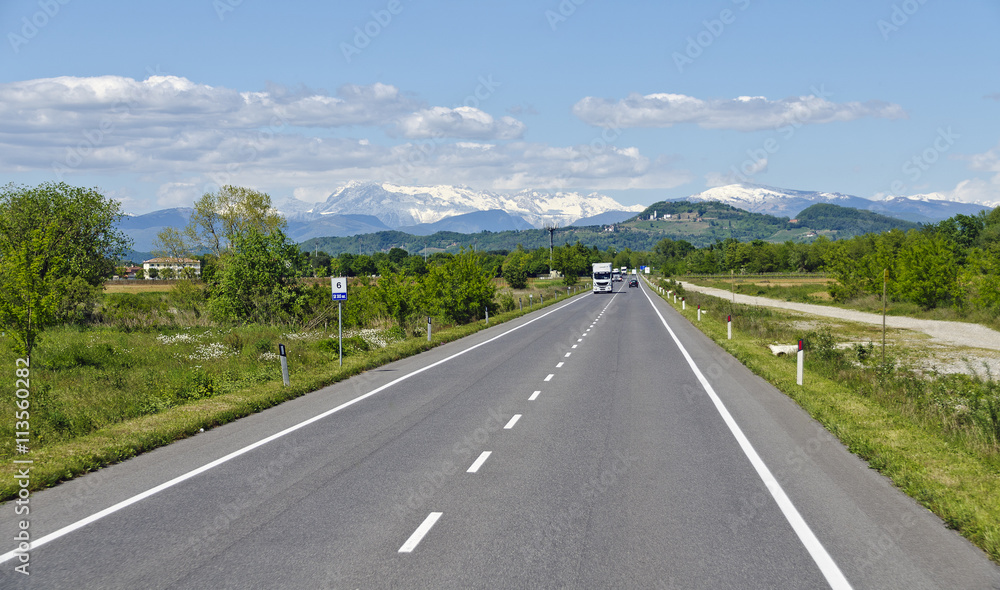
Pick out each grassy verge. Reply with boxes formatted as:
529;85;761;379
0;288;581;501
650;277;1000;564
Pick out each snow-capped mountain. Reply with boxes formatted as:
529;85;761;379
681;184;992;222
298;181;645;229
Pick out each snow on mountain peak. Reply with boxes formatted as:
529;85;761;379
304;182;643;229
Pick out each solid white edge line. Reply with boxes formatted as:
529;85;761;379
467;451;492;473
504;414;521;429
640;288;852;590
529;391;540;401
0;294;591;564
399;512;443;553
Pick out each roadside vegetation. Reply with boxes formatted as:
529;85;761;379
655;277;1000;563
0;182;606;500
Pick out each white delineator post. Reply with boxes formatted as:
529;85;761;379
682;297;686;310
728;314;732;340
697;304;701;321
797;339;804;386
279;344;290;386
427;316;432;342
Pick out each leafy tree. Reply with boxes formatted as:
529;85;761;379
375;271;417;328
422;249;496;324
963;244;1000;312
152;226;192;262
351;254;377;277
388;247;409;266
403;255;428;276
208;227;305;323
502;247;530;289
897;231;959;309
186;185;285;256
0;182;130;357
552;242;589;286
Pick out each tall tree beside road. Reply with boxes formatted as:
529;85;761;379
208;227;305;324
152;226;192;262
0;182;130;357
422;249;496;324
186;185;286;256
501;247;530;289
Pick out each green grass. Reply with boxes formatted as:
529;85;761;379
651;277;1000;564
0;287;581;501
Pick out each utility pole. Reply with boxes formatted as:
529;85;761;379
544;224;557;273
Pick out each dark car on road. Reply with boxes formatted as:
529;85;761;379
628;278;638;288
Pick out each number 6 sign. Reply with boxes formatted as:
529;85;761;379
331;277;348;301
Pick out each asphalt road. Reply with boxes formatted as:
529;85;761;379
2;279;999;589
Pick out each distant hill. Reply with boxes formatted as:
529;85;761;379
118;207;193;251
792;203;919;233
568;210;640;227
286;214;391;242
403;210;534;235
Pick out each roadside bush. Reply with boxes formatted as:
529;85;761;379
497;290;516;313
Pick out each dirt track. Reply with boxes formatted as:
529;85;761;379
679;281;1000;352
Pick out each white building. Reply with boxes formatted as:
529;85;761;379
143;257;201;279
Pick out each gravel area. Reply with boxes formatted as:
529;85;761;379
679;281;1000;352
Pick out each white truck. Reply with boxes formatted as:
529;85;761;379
592;262;613;293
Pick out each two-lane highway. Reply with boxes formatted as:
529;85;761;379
2;279;999;588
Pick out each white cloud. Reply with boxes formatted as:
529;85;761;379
942;142;1000;204
392;106;525;140
156;181;203;208
572;92;907;131
0;75;691;211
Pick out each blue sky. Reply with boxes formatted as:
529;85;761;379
2;0;998;213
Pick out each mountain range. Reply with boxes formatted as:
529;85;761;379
680;184;992;223
119;181;994;253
